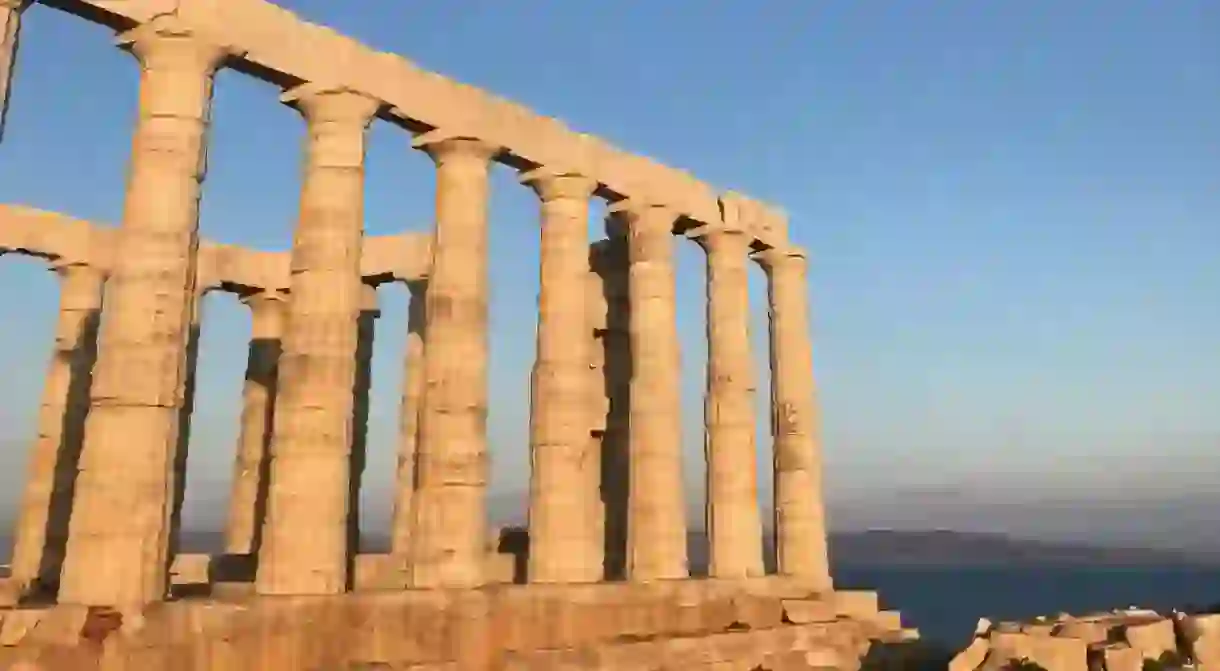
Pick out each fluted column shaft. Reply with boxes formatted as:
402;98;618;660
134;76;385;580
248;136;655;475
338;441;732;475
256;86;379;596
9;261;103;593
590;238;631;581
348;284;380;557
0;0;28;143
409;134;497;589
523;171;600;583
390;280;426;558
699;227;765;579
613;200;688;581
58;19;226;606
223;290;286;556
758;248;831;589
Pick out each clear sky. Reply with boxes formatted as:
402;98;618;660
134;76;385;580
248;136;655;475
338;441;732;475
0;1;1217;545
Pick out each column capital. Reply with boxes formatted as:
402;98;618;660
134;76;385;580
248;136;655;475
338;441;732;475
115;15;234;73
752;246;808;273
281;84;381;126
239;289;289;309
520;169;597;203
686;224;753;255
48;256;96;274
606;198;677;238
412;130;500;166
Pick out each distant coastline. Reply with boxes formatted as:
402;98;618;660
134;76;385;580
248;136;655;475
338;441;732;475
1;528;1212;570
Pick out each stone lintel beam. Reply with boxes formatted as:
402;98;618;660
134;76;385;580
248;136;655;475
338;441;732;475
42;0;786;248
359;231;433;285
0;205;111;268
0;205;434;294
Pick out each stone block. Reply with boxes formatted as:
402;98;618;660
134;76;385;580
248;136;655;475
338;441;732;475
781;598;835;624
0;609;44;647
1100;644;1143;671
352;554;410;591
833;590;880;619
1122;617;1176;660
989;631;1089;671
169;553;211;588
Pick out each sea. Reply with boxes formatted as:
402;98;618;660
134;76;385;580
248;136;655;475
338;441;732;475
834;564;1220;647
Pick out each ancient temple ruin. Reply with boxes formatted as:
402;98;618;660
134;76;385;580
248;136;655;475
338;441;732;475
0;0;912;668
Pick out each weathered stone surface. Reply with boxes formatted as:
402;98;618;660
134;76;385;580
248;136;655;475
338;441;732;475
0;1;893;667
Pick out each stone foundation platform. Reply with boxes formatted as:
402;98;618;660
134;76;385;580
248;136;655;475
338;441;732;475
0;579;914;670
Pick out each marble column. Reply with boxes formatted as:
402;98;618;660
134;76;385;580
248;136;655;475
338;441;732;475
347;284;380;558
223;290;286;556
522;170;600;584
695;226;765;579
8;260;103;595
58;18;227;606
590;238;631;581
409;133;497;589
390;281;426;559
256;85;380;596
0;0;28;143
756;247;831;590
610;199;688;581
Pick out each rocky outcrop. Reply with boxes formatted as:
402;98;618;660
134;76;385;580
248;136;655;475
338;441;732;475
950;608;1220;671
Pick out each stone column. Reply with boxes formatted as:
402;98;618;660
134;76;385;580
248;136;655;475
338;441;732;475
522;170;600;584
409;133;497;589
223;290;286;556
390;280;426;558
590;238;631;581
58;18;227;607
756;247;831;590
609;200;688;581
347;284;379;558
8;260;103;596
0;0;28;143
695;226;765;579
256;85;380;596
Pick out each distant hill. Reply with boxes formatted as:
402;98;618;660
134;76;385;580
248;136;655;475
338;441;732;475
823;529;1220;568
2;529;1212;571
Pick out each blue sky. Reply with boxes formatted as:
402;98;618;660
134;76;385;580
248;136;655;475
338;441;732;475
0;1;1217;541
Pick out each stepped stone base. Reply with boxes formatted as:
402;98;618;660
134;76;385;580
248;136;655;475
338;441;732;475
0;579;911;670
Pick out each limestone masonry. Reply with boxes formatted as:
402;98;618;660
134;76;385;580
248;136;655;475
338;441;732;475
950;609;1220;671
0;0;912;668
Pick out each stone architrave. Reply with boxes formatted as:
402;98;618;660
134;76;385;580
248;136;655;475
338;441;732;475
408;133;498;589
57;18;229;607
390;280;426;560
223;290;286;556
256;85;380;596
694;225;764;579
7;260;103;595
755;246;831;590
0;0;28;143
610;199;688;582
522;170;600;584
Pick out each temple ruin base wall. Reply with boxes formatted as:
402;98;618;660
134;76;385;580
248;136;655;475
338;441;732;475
0;580;908;670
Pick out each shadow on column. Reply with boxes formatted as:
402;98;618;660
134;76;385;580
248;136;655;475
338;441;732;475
345;303;377;590
211;334;281;584
592;236;631;582
496;526;530;585
167;311;203;597
27;309;100;604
